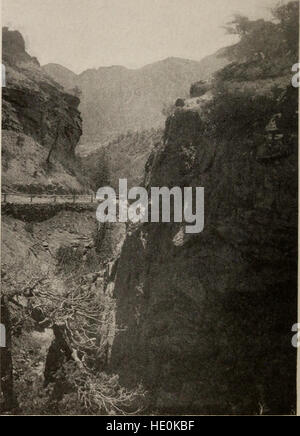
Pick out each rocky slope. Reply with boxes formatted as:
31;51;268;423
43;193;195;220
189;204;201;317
1;200;126;413
43;49;229;142
2;27;88;194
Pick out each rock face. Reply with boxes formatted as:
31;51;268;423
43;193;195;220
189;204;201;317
110;96;298;414
2;27;82;160
2;28;89;194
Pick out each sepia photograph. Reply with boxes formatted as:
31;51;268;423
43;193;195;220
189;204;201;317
0;0;299;418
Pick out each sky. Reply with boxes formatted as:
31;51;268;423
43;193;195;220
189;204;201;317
2;0;286;73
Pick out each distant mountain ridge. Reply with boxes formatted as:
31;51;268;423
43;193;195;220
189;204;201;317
42;63;77;90
43;49;229;142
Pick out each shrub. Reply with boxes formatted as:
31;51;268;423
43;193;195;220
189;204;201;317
61;363;145;415
56;245;84;272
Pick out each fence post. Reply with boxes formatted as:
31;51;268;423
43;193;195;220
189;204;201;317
30;196;33;204
53;196;56;204
73;194;76;204
3;194;7;204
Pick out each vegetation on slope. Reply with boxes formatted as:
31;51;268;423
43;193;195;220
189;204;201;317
81;128;163;191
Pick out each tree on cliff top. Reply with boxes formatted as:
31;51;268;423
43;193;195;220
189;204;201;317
205;1;299;140
223;1;299;66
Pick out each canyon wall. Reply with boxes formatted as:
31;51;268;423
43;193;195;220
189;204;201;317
110;87;298;414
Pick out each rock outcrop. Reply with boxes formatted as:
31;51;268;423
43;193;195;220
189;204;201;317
1;28;90;194
2;27;82;160
109;86;298;414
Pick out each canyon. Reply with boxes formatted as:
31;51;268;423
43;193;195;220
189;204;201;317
43;49;229;143
1;1;298;415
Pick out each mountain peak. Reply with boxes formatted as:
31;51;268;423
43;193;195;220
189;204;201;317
43;63;76;74
2;26;39;66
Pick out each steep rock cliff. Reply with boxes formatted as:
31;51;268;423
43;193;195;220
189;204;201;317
110;88;298;414
2;28;82;158
2;28;88;194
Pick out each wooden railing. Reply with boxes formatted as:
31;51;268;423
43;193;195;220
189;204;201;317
1;193;97;205
1;193;120;205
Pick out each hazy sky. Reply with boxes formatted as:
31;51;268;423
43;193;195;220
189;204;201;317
2;0;285;73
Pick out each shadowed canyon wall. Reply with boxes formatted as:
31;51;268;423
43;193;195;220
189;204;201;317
110;92;298;414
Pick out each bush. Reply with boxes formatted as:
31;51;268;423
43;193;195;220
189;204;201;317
60;363;145;415
56;245;85;272
223;2;299;66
